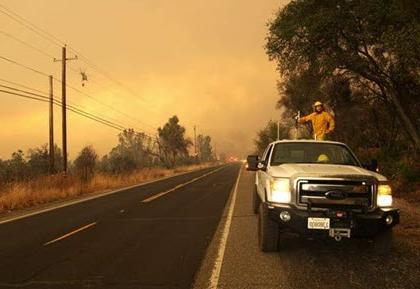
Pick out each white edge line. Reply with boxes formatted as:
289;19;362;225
0;165;227;225
208;165;242;289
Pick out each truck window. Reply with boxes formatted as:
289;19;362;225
270;143;359;166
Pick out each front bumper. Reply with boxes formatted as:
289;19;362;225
267;203;400;238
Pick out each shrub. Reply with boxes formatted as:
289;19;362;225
74;146;98;183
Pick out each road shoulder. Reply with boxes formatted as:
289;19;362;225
0;165;222;225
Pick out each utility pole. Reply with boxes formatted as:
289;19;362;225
277;121;280;140
54;45;77;173
49;75;54;174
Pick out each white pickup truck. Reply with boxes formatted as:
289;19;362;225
247;140;399;252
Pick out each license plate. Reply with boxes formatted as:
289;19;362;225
308;217;330;230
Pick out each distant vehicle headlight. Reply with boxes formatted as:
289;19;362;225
269;178;291;203
377;184;393;207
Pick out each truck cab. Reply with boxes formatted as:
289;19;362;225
247;140;399;252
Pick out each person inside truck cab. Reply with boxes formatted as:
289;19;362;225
299;101;335;140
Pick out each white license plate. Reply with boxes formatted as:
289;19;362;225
308;217;330;230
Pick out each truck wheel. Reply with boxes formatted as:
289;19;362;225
258;203;279;252
373;229;393;254
252;186;260;215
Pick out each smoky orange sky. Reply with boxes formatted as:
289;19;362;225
0;0;289;160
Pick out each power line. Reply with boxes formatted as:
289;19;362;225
0;83;49;99
0;77;48;95
1;51;158;133
0;83;142;132
0;83;122;129
0;55;50;77
0;88;49;103
0;3;147;104
0;4;163;133
0;88;126;131
0;54;157;133
0;3;160;129
0;4;63;47
0;77;128;129
67;46;144;101
0;86;124;130
66;105;126;131
52;76;158;133
0;29;55;59
65;63;160;130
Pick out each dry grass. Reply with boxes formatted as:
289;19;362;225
395;197;420;250
0;163;215;214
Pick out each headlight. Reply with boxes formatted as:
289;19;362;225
377;184;393;207
269;178;291;203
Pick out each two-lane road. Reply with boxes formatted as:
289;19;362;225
3;164;419;289
0;164;241;289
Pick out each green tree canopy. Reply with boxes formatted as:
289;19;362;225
157;116;192;168
255;121;290;155
197;134;214;162
266;0;420;149
102;129;153;173
74;146;98;182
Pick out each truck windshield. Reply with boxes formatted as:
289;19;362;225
270;143;359;166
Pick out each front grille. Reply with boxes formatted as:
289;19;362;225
296;179;374;210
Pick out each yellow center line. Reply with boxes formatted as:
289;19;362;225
141;166;225;203
43;222;97;246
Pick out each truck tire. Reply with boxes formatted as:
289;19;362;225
252;186;260;215
258;203;279;252
373;229;393;254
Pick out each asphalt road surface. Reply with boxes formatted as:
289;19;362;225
1;163;419;289
0;164;240;289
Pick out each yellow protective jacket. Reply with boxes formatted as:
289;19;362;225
299;111;335;140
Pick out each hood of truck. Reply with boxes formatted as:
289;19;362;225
267;163;387;181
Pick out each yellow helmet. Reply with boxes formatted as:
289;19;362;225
313;101;323;107
317;154;329;163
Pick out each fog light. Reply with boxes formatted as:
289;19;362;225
385;215;393;225
280;211;291;222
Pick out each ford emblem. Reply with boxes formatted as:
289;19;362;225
325;190;348;200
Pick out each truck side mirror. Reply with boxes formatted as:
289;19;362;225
257;160;268;171
369;159;379;172
246;155;260;171
364;159;379;172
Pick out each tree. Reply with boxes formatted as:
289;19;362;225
27;144;63;175
197;134;214;162
0;150;27;183
0;159;4;184
277;67;323;117
157;116;192;168
255;121;290;154
26;145;49;176
266;0;420;150
74;146;98;182
103;129;153;173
